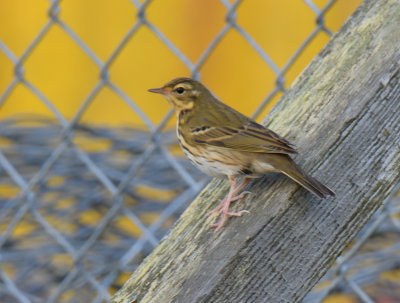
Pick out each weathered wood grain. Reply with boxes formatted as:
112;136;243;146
112;0;400;302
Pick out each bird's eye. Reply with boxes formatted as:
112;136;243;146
175;87;185;94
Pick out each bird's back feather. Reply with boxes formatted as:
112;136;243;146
180;98;297;155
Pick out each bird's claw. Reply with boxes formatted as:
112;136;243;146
227;209;249;216
210;209;249;232
207;177;252;231
207;191;251;217
240;191;252;196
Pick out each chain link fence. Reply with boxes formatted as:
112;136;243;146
1;0;398;302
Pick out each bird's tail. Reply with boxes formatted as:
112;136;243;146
269;155;335;198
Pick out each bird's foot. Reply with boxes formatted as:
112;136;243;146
207;176;252;232
210;209;249;232
207;192;251;232
227;210;250;216
206;191;251;217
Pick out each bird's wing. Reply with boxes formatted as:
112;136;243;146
189;118;297;154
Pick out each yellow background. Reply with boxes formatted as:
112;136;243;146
0;0;361;128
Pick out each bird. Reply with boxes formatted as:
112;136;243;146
148;77;335;231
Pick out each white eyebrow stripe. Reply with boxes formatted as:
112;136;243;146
173;83;193;90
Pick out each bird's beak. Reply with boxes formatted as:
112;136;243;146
148;87;169;95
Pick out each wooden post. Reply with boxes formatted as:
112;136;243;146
112;0;400;302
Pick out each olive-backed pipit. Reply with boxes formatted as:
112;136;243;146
149;78;335;231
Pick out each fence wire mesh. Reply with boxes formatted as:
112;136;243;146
1;0;398;302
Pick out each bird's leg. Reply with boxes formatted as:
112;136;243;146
209;176;251;231
207;177;251;217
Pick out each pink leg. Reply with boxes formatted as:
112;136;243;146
208;176;251;231
207;177;251;216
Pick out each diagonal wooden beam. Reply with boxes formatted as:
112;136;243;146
112;0;400;302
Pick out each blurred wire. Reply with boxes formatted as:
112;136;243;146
2;1;397;303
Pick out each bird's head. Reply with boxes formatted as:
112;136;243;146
148;78;207;111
